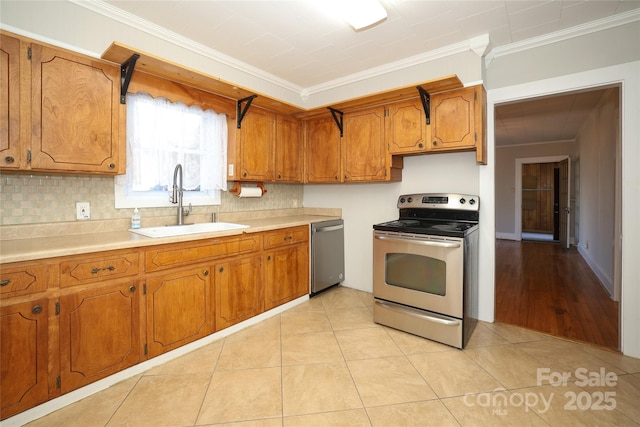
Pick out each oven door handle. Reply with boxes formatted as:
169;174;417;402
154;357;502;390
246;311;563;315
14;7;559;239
375;301;462;326
374;235;461;248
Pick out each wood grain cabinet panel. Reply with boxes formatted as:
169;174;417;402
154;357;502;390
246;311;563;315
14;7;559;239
144;235;261;272
29;43;122;174
264;244;309;311
263;226;308;249
275;114;303;182
0;262;57;299
386;98;429;155
145;267;213;358
237;108;275;181
0;298;49;420
60;251;139;288
214;255;263;330
305;115;342;183
0;33;24;170
343;106;388;182
58;281;140;393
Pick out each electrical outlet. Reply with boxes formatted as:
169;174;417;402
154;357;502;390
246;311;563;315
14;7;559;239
76;202;90;220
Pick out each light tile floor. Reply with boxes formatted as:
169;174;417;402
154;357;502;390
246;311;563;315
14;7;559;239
25;286;640;426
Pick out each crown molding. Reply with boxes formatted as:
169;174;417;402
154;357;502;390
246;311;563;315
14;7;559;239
485;9;640;66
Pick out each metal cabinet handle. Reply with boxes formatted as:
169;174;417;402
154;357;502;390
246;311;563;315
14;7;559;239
91;265;116;274
0;279;10;287
433;141;438;146
218;267;224;273
375;235;460;248
203;270;209;277
129;285;136;293
108;163;116;169
4;156;15;164
32;305;43;314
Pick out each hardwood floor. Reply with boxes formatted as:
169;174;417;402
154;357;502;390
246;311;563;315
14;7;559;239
495;239;619;350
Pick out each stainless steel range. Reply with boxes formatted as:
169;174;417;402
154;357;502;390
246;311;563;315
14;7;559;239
373;193;479;349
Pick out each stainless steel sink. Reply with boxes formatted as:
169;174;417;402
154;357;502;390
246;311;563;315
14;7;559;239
129;222;249;238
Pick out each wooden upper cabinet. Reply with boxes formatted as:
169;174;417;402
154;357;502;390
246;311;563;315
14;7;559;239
0;33;24;170
343;106;391;182
305;115;342;183
429;85;486;163
236;107;275;181
275;114;302;182
386;98;429;155
30;43;122;174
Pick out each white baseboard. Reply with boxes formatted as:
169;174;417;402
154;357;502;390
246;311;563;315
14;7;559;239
577;246;614;297
496;232;519;240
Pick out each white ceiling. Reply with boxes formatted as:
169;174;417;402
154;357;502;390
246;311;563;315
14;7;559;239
98;0;636;146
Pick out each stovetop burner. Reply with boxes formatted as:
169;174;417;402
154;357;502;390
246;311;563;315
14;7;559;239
373;193;480;238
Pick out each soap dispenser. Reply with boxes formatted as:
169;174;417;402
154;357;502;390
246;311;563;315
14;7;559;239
131;208;141;229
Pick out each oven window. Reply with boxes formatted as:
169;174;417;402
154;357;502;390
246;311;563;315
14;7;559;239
385;253;446;296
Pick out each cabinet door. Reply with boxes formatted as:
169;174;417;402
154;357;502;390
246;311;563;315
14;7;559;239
0;33;24;170
264;244;309;310
305;116;342;183
30;43;121;174
430;86;478;152
214;255;263;330
146;267;213;358
386;98;429;154
59;281;140;393
343;106;388;181
275;114;302;182
1;299;49;420
238;108;275;181
0;261;56;299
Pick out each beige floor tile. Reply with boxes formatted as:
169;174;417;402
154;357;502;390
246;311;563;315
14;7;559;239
216;334;281;370
106;373;211;426
281;310;332;335
284;408;371;427
226;316;281;342
465;322;509;348
199;418;283;427
384;326;453;355
579;345;640;374
317;287;367;310
326;307;377;330
465;344;545;389
515;382;637;426
335;327;403;360
197;367;282;424
366;400;459;427
443;390;548;426
348;356;437;407
146;341;223;375
287;295;326;312
282;331;344;365
482;321;552;343
409;350;503;398
25;375;140;427
578;373;640;424
517;339;626;378
282;362;362;416
355;290;375;308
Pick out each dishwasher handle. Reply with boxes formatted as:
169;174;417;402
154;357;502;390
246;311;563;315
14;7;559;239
314;224;344;233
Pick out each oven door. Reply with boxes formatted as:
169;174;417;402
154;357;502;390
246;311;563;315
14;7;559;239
373;230;463;318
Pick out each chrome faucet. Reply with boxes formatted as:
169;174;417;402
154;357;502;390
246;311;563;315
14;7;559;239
170;163;190;225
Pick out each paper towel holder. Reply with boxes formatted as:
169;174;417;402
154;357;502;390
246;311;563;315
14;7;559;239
229;181;267;197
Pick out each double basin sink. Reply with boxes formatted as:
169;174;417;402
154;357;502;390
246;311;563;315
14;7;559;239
129;222;249;238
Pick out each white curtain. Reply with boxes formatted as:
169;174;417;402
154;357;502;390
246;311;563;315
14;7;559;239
125;92;227;193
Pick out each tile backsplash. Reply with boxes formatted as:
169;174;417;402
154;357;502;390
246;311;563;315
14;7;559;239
0;173;303;225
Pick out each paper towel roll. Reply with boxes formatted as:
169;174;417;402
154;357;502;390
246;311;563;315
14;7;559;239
237;186;263;198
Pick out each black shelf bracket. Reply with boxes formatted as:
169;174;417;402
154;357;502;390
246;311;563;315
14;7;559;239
328;107;344;137
120;54;140;104
237;95;257;129
417;86;431;125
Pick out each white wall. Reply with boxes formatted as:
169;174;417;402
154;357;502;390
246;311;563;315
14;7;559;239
303;152;479;292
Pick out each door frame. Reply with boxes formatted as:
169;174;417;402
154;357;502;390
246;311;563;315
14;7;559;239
515;155;569;241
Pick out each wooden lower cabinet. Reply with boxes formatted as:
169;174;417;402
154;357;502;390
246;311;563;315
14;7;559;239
1;298;50;419
215;255;263;330
264;244;309;310
145;266;213;358
58;280;141;393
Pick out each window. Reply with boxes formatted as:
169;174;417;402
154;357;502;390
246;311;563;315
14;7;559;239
115;92;227;208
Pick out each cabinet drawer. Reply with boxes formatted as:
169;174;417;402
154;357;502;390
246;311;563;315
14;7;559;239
0;262;57;298
145;234;261;272
60;251;140;288
263;226;309;249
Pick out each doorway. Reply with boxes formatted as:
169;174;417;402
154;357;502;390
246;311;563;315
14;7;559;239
494;86;621;349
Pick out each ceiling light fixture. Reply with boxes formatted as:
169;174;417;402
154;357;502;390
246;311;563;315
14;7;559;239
343;0;387;30
315;0;388;31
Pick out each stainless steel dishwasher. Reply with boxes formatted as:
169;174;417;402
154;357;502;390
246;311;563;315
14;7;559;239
311;219;345;295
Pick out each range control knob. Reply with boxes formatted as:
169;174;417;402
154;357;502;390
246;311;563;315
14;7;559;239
459;198;466;204
407;197;413;203
469;198;476;205
400;197;406;203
